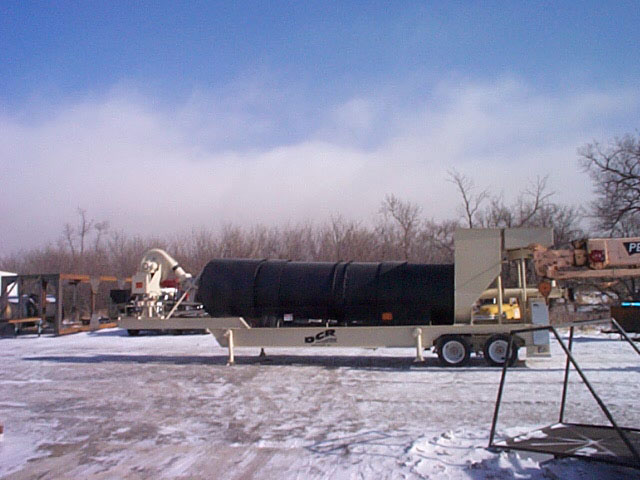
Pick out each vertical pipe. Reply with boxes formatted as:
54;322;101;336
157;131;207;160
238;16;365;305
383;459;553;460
90;281;96;317
414;328;424;362
226;329;235;365
72;282;78;324
55;277;63;336
520;258;528;305
18;277;25;319
520;258;528;323
497;274;504;324
39;278;47;336
559;326;574;423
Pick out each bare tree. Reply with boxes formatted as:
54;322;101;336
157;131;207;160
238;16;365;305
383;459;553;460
480;195;514;228
529;203;584;247
450;170;563;231
76;208;94;256
51;209;113;272
320;215;363;261
417;219;457;263
515;176;554;227
452;174;584;248
279;222;320;260
2;189;585;280
448;169;488;228
580;134;640;235
62;223;77;257
478;176;553;228
379;195;422;261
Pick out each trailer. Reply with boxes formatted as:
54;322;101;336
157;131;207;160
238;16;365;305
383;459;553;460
118;228;557;366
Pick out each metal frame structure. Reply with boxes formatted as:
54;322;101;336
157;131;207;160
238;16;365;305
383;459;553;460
489;319;640;468
0;273;130;336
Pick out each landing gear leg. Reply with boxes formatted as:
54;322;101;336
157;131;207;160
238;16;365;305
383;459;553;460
225;329;235;366
414;328;425;362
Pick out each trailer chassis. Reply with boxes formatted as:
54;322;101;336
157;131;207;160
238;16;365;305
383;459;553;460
118;315;536;366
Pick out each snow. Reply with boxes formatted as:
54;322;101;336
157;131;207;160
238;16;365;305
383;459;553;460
0;327;639;479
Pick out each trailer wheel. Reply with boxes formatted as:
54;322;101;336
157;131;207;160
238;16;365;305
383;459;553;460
437;335;471;367
483;334;518;367
127;329;140;336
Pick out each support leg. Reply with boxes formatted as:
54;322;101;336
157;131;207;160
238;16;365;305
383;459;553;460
414;328;425;362
225;329;235;366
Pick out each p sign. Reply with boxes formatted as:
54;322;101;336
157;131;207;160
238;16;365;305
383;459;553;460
624;242;640;255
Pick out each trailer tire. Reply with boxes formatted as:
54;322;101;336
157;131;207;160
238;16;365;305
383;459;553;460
483;334;518;367
127;329;140;336
437;335;471;367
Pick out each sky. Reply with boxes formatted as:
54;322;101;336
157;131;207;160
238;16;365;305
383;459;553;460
1;1;640;255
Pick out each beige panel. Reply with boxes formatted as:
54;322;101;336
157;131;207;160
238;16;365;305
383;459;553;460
504;228;554;249
120;316;537;349
587;237;640;268
119;316;251;330
210;324;533;348
454;229;502;323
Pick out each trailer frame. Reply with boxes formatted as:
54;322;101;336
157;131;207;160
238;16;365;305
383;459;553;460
118;315;540;365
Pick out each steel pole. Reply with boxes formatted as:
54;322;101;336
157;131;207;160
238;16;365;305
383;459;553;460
558;326;574;423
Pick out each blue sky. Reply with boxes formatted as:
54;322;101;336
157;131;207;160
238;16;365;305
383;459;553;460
3;2;638;104
1;1;640;253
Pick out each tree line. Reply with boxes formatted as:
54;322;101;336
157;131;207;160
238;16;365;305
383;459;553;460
2;134;638;286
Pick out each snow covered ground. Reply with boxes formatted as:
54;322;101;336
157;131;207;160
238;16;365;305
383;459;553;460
0;327;639;479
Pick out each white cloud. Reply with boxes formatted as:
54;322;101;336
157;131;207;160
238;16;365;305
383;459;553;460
0;77;638;254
